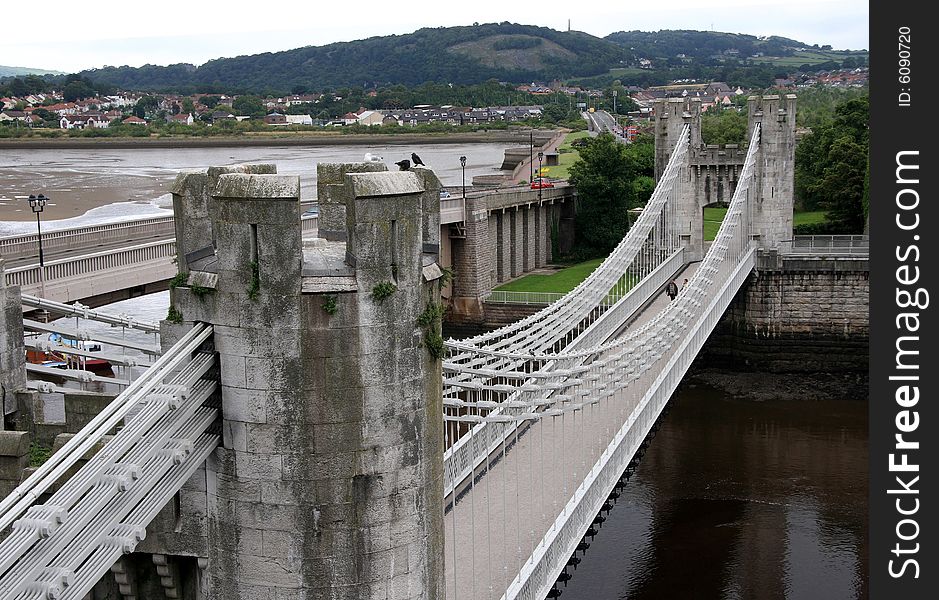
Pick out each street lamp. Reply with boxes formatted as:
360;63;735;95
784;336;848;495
536;152;544;202
28;194;48;298
460;156;467;201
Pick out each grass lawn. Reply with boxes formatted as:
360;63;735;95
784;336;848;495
704;207;829;241
793;211;827;226
703;207;728;241
495;258;604;294
546;130;591;181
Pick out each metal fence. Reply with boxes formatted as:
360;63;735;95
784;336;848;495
783;235;868;255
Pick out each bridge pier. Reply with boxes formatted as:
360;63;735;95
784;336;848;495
156;165;445;599
445;188;574;329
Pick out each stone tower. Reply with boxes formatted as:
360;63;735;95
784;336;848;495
163;163;445;599
654;97;702;181
747;94;798;249
653;94;797;257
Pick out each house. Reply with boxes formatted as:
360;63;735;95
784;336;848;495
59;114;108;129
703;82;732;96
46;103;79;116
263;113;287;125
24;114;43;127
122;116;147;125
210;111;235;122
168;113;194;125
356;110;383;127
340;112;359;125
0;110;26;122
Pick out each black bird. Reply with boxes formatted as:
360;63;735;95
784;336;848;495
411;152;425;166
395;159;411;171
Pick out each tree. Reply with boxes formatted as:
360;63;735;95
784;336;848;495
232;95;265;117
700;108;747;145
199;95;221;109
568;133;654;257
63;80;94;102
794;96;869;232
134;95;161;118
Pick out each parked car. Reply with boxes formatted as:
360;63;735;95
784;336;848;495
439;189;452;199
530;177;555;189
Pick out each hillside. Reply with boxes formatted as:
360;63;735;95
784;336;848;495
0;65;64;77
73;25;867;94
605;30;867;66
81;23;626;93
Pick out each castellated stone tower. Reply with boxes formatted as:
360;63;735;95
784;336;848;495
654;94;797;258
160;162;445;599
747;94;798;249
654;97;702;181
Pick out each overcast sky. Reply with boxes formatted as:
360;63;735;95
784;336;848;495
5;0;868;74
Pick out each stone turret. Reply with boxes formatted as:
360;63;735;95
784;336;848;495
170;164;277;268
0;259;26;425
163;162;444;599
748;94;797;249
654;97;702;181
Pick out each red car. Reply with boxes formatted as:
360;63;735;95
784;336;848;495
530;177;555;189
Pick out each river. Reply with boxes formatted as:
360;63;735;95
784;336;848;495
0;141;517;231
559;375;868;600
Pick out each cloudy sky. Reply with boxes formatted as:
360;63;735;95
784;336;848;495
5;0;868;74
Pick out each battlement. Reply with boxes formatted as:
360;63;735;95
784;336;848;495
163;163;445;598
690;144;748;165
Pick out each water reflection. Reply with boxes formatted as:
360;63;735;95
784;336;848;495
562;380;867;600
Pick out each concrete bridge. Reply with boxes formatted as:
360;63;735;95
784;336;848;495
2;181;573;312
0;94;870;600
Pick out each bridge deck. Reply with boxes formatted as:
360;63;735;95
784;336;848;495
444;262;700;600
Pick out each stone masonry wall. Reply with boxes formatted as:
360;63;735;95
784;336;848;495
0;260;26;422
699;254;869;372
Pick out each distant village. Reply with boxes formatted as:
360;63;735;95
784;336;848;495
0;67;868;132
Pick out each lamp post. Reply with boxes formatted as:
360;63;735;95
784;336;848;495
460;156;467;202
536;152;544;203
28;194;48;298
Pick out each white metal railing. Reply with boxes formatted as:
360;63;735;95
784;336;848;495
484;290;566;305
20;294;159;333
440;198;466;225
783;234;868;255
4;240;176;289
0;217;175;260
442;126;692;496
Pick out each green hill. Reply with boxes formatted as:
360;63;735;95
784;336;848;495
73;26;866;94
0;65;64;77
81;23;626;93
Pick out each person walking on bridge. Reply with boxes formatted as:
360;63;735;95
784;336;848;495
666;279;679;301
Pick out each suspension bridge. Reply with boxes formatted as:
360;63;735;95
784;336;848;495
0;94;855;600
